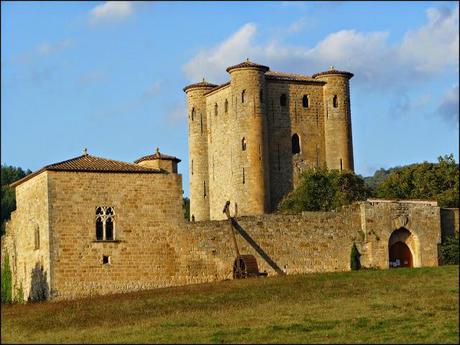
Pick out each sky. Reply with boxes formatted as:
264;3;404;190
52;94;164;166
1;1;459;197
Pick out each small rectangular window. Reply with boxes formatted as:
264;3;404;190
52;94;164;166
102;255;110;265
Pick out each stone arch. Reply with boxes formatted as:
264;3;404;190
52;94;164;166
388;227;421;268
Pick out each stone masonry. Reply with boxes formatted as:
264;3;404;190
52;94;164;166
184;60;354;221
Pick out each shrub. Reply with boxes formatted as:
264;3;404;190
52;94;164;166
278;168;370;212
440;233;459;265
350;243;361;270
1;254;13;304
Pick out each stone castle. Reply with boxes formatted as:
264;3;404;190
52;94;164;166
184;60;353;221
1;60;458;302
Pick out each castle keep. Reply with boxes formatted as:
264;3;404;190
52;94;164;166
184;60;354;221
1;60;457;302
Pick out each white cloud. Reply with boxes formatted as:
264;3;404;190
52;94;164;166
183;5;459;90
37;39;72;56
89;1;135;25
437;85;459;124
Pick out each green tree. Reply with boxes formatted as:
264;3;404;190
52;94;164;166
374;154;459;207
1;254;13;304
440;233;459;265
1;165;31;236
278;168;371;213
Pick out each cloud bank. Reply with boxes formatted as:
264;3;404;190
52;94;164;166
89;1;135;25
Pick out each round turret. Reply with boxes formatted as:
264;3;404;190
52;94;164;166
227;59;271;214
134;148;181;173
313;66;354;171
183;79;217;221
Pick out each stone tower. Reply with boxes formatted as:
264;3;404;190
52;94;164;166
183;80;216;221
226;60;271;216
184;60;354;221
312;67;354;171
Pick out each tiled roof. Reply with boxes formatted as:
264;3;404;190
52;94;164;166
10;154;162;188
265;71;323;82
204;82;231;95
183;80;218;92
311;69;354;79
226;59;270;73
134;151;181;163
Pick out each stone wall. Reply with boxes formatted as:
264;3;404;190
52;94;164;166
46;170;184;300
2;171;51;301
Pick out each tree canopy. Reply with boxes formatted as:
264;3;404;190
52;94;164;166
373;154;459;208
278;168;371;213
1;165;32;236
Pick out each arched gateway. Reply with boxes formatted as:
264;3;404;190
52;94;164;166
388;227;417;268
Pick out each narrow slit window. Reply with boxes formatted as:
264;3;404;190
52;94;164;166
214;103;218;116
280;94;287;106
225;99;228;113
242;168;245;184
204;181;207;197
191;159;194;175
34;225;40;250
292;134;300;154
340;158;343;171
241;137;247;151
191;107;195;121
333;95;338;108
200;113;203;134
241;90;246;103
302;95;309;108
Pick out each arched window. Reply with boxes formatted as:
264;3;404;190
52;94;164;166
333;95;338;108
260;89;264;103
214;103;218;116
241;137;247;151
241;90;246;103
302;95;309;108
95;206;115;241
280;94;287;106
292;134;300;154
191;107;195;121
225;99;228;113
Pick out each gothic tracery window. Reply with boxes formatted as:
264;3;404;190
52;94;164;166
95;206;115;241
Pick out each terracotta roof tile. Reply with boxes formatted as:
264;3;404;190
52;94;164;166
10;154;162;188
311;69;354;79
226;59;270;73
183;80;218;92
134;151;181;163
265;71;323;82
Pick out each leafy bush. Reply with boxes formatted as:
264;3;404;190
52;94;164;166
278;168;371;212
440;233;459;265
374;154;458;208
1;254;13;304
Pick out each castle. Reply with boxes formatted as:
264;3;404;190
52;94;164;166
1;60;457;302
184;60;354;220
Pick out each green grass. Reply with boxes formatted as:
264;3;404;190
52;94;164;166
1;265;458;344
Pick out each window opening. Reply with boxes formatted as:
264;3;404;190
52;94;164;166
280;94;287;106
302;95;309;108
292;134;300;154
242;137;247;151
102;256;110;265
242;168;245;184
225;99;228;113
333;95;338;108
241;90;246;103
95;206;115;241
191;107;195;121
214;103;218;116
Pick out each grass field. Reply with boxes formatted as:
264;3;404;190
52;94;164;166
1;265;458;344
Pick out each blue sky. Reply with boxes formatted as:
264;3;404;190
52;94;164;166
2;1;459;197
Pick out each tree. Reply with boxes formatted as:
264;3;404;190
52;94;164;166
374;154;459;208
278;168;371;213
1;254;12;304
1;165;32;236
